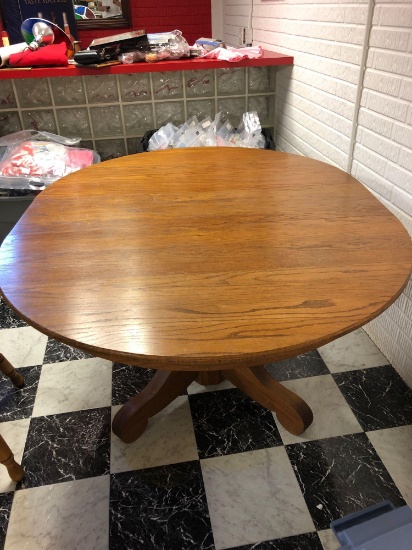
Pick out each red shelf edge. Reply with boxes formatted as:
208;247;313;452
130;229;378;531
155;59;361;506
0;50;293;79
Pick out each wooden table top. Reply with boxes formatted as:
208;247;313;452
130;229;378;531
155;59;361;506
1;148;411;370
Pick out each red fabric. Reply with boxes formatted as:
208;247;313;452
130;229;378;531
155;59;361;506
9;42;68;67
66;148;95;170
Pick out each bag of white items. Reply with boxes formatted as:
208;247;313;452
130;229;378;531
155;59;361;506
0;130;100;190
147;111;267;150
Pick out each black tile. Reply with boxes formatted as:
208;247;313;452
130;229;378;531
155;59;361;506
19;407;111;489
232;532;323;549
0;365;41;422
112;363;156;405
286;433;406;531
265;351;329;382
110;461;214;550
0;492;14;549
112;363;187;405
0;298;27;329
333;365;412;431
43;338;94;364
189;388;282;459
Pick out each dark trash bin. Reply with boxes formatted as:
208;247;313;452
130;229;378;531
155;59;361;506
136;127;276;153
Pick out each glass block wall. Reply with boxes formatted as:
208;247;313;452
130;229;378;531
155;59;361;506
0;66;276;161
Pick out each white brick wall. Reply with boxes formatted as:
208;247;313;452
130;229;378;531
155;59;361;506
221;0;412;385
358;0;412;385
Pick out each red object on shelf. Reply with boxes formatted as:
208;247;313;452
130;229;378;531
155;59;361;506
0;50;293;79
8;42;69;68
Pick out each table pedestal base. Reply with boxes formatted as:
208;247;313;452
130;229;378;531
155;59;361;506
112;366;313;443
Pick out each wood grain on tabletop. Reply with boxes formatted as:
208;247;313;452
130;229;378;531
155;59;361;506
0;148;411;370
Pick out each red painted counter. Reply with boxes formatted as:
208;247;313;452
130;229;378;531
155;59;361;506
0;50;293;79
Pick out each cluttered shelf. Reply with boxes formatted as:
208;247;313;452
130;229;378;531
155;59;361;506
0;50;293;80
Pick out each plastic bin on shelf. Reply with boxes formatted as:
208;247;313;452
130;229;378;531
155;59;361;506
331;500;412;550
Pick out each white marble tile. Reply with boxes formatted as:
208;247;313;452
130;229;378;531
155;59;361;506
0;326;48;368
318;529;340;550
110;395;198;473
187;379;235;394
367;425;412;506
318;328;389;373
32;357;112;417
5;476;110;550
201;447;315;549
0;418;30;494
273;375;363;445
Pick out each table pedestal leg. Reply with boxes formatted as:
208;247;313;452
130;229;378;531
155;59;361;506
222;366;313;435
112;370;197;443
196;371;225;385
113;365;313;443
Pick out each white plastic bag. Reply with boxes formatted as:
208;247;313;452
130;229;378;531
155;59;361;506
0;130;81;148
145;111;267;151
170;116;198;148
0;131;100;190
148;123;179;151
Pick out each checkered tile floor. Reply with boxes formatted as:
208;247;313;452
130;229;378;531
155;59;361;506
1;297;412;550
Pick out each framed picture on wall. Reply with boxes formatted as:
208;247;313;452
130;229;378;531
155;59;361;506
0;0;78;45
74;0;131;29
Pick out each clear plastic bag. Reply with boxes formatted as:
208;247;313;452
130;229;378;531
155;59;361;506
216;118;235;146
0;130;81;148
173;117;212;148
147;123;179;151
146;111;267;151
234;111;265;148
118;50;146;65
0;132;100;190
170;116;198;148
195;117;213;146
119;30;190;65
204;112;223;147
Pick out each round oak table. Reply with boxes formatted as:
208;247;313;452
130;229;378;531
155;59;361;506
1;148;411;443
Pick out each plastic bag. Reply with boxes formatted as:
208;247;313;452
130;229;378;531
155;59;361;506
199;45;263;62
232;112;265;149
0;132;100;190
216;118;235;146
203;112;223;147
118;49;146;65
0;130;81;148
170;116;198;148
146;111;267;151
119;30;190;64
172;117;210;148
147;123;179;151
